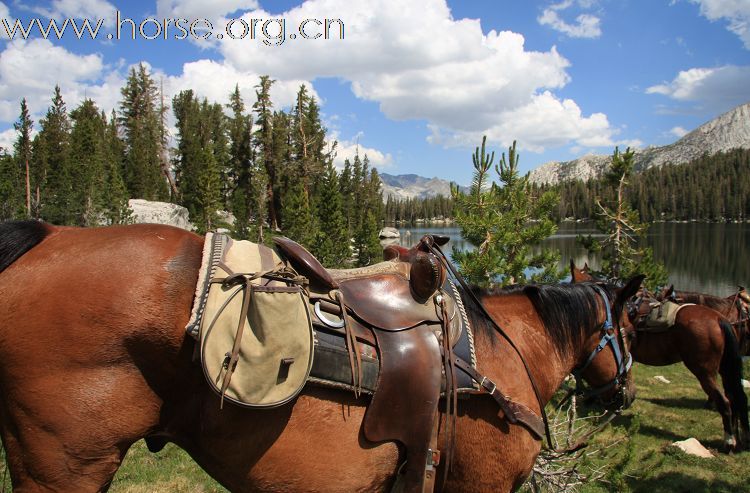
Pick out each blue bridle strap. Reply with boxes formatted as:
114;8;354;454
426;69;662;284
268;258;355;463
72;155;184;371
592;284;613;331
572;285;632;396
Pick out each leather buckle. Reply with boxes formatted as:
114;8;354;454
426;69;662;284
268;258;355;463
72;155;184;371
480;376;497;395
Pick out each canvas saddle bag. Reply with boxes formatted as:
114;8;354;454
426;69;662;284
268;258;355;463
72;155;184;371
185;233;314;408
643;300;694;331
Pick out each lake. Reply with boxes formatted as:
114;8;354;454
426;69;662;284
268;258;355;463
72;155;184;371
387;222;750;296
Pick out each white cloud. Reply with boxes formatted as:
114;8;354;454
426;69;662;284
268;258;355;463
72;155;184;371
0;0;622;157
0;127;17;152
31;0;118;27
331;131;393;170
0;39;104;121
0;39;316;137
670;126;689;137
156;0;259;22
538;0;602;39
0;2;9;19
162;59;315;112
688;0;750;49
429;91;615;153
215;0;615;153
646;65;750;112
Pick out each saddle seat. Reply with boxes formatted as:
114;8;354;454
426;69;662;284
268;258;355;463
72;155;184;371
274;235;447;304
274;236;453;332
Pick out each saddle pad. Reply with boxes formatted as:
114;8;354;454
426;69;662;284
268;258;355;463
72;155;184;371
189;233;315;408
644;301;694;330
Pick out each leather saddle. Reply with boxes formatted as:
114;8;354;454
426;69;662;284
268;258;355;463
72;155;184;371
273;235;458;493
275;235;448;304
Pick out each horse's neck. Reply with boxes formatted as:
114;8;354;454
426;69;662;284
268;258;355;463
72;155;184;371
473;294;585;407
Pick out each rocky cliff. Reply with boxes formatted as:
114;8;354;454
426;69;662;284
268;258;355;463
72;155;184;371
529;102;750;185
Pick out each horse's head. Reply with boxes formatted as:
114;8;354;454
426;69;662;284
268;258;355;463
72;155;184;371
572;274;644;411
569;259;594;283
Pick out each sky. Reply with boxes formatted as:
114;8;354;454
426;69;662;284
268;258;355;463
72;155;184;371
0;0;748;186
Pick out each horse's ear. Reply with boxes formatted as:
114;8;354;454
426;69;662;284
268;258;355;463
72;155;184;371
569;259;576;277
617;275;646;304
583;262;590;271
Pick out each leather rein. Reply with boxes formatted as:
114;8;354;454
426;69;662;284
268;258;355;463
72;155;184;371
424;239;631;450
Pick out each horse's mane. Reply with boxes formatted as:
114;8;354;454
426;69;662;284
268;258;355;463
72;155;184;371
0;220;50;274
675;290;733;312
460;282;606;357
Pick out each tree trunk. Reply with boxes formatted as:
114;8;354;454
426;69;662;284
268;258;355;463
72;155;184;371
25;158;30;217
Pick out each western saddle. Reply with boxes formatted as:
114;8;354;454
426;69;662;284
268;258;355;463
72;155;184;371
273;235;461;493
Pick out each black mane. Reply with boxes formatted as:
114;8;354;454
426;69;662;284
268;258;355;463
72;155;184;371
461;282;609;357
0;220;49;274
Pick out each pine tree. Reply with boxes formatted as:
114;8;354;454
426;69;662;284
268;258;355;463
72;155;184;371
351;155;383;267
195;136;222;233
119;63;168;200
13;98;33;217
253;75;278;230
227;85;254;239
35;86;73;224
102;110;131;224
452;137;562;287
312;161;351;266
281;175;315;245
271;110;291;223
69;99;107;225
173;92;225;232
172;89;202;218
0;148;21;220
339;158;354;233
578;147;668;290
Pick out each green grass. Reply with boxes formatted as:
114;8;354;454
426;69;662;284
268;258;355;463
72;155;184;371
2;362;750;492
573;360;750;493
110;443;227;493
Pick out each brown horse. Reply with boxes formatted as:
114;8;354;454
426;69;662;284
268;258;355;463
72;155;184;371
570;261;749;450
0;221;641;492
657;285;750;355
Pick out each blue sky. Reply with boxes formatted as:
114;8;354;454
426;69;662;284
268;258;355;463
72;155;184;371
0;0;748;186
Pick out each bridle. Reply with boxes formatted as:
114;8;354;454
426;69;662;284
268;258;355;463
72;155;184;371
569;284;633;407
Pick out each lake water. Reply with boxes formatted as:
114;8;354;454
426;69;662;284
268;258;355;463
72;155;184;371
387;222;750;296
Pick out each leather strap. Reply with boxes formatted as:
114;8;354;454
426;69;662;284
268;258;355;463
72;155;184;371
219;281;253;409
335;290;363;397
440;296;457;485
452;356;546;440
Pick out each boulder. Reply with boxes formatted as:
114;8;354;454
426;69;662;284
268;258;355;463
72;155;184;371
379;227;400;239
128;199;193;231
671;438;713;458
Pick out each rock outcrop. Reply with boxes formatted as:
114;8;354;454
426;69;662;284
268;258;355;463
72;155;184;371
128;199;193;231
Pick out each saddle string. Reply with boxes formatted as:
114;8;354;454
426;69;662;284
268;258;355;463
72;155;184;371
439;296;458;481
426;241;554;449
334;290;362;398
219;280;254;409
